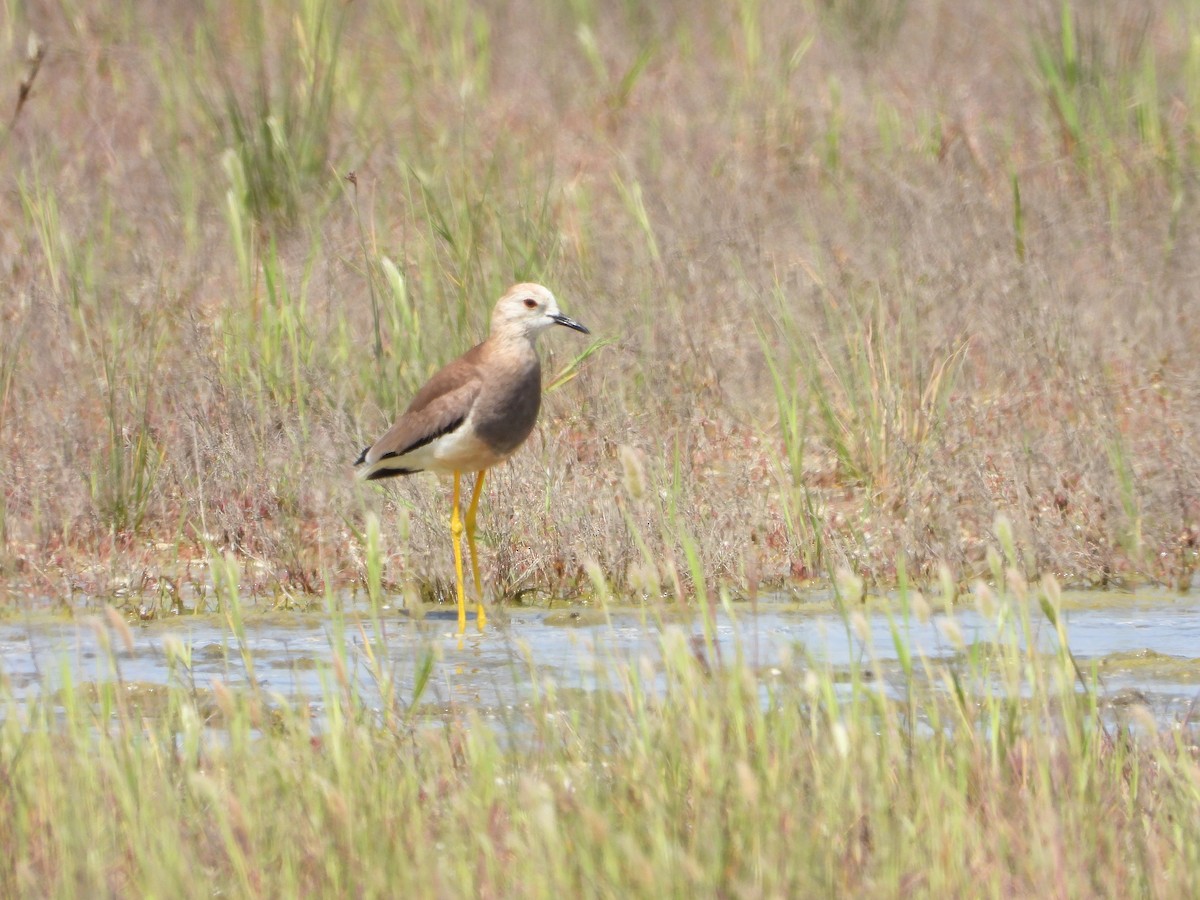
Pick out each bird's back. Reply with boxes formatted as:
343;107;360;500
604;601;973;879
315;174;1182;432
403;342;486;415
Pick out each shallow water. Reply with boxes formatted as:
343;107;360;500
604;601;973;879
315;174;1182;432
2;592;1199;726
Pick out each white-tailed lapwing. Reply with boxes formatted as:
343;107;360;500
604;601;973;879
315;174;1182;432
355;283;589;632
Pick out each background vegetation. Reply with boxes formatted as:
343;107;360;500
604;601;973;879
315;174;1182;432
3;0;1200;607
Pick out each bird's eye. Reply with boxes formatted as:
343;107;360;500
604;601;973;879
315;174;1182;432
523;297;538;309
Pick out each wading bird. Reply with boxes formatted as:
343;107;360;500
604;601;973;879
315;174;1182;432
355;283;589;632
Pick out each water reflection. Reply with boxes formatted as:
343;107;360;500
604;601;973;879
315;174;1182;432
1;598;1197;724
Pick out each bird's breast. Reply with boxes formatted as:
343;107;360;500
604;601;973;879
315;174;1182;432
471;361;542;457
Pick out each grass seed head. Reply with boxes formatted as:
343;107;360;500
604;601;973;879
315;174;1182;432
910;589;932;623
619;444;647;501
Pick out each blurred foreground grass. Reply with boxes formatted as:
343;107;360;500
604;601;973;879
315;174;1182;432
1;559;1198;896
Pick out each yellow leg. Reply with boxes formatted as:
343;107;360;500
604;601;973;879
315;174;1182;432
465;469;488;631
450;471;467;633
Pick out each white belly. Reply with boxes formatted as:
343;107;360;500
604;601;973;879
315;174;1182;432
402;413;513;474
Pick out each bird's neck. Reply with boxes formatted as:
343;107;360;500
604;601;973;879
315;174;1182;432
488;330;540;358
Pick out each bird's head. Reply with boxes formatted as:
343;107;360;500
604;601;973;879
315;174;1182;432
491;283;590;342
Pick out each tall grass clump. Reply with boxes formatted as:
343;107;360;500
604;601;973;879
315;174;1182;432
217;233;318;421
818;0;910;55
16;169;93;312
378;0;493;101
0;325;19;453
89;348;165;537
195;0;348;224
1029;0;1185;192
339;172;436;419
760;324;825;574
403;161;564;330
767;284;968;495
0;321;12;555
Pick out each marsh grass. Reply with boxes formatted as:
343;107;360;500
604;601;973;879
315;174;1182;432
89;347;165;537
769;285;968;494
1;563;1198;896
195;0;348;225
4;1;1200;604
1031;2;1160;177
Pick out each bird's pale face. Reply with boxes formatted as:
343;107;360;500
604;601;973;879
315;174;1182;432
493;283;590;339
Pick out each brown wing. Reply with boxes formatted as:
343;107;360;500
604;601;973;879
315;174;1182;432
354;350;484;477
402;343;485;415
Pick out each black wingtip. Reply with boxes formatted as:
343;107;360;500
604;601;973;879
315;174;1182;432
353;446;369;467
364;466;419;481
